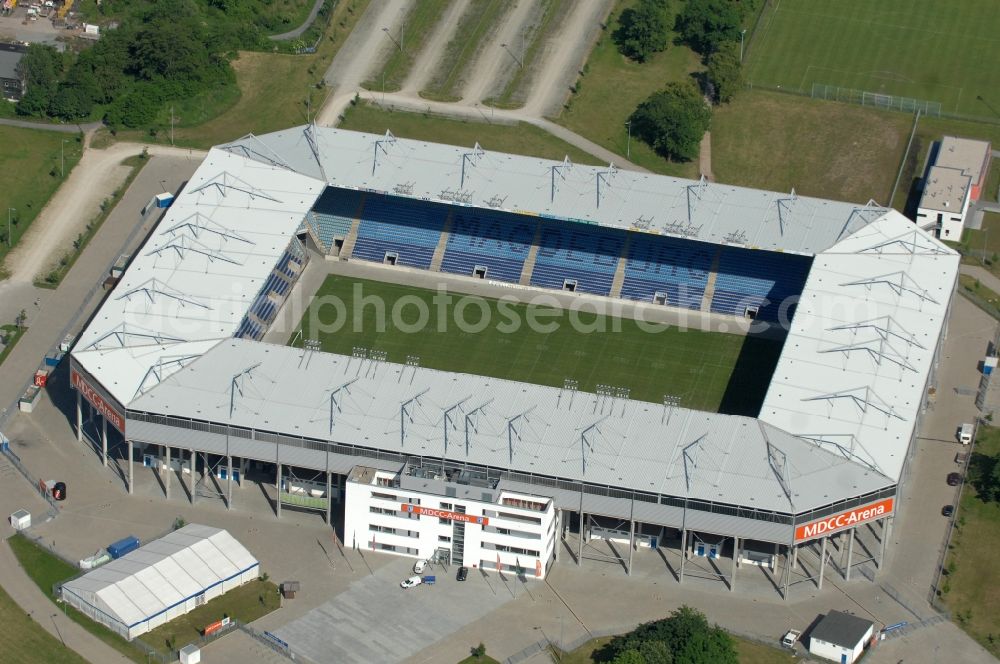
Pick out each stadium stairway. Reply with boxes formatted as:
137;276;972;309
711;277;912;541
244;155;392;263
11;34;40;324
700;248;722;312
518;221;544;285
338;214;364;260
608;234;633;299
429;211;455;272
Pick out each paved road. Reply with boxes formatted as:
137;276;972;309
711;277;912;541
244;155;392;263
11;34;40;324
269;0;326;41
0;536;133;663
0;118;102;133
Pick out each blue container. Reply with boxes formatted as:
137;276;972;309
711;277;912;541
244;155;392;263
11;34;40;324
985;364;994;376
421;575;436;585
107;536;140;559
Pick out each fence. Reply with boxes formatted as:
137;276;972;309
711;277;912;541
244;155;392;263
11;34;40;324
1;446;61;520
810;83;942;117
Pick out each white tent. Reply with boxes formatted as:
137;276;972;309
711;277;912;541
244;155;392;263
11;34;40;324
61;524;259;640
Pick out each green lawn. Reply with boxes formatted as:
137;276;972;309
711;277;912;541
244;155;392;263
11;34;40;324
292;276;771;413
745;0;1000;116
0;127;84;275
363;0;452;93
551;634;795;663
712;89;911;204
141;580;280;654
457;655;501;664
421;0;513;102
93;0;371;150
557;0;701;178
340;101;603;165
0;579;88;664
985;159;1000;204
941;425;1000;658
0;324;26;367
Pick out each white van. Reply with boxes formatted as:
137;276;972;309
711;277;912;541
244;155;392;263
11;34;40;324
959;423;974;445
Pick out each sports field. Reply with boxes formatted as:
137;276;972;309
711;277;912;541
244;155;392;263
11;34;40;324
746;0;1000;116
292;276;782;414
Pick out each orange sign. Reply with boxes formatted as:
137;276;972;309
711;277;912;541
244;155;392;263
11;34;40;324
71;367;125;433
795;498;894;542
400;504;489;526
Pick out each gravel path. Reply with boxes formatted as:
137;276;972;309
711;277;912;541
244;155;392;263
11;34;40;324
0;118;102;133
458;0;537;104
400;0;470;95
269;0;326;41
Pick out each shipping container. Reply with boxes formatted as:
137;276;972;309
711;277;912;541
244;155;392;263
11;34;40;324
107;535;140;559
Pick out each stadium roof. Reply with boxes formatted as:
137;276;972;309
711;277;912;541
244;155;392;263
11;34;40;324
128;337;890;514
218;126;887;255
61;524;258;632
72;147;325;405
759;211;959;480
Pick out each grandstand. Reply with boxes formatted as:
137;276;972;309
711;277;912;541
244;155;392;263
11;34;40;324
67;126;960;597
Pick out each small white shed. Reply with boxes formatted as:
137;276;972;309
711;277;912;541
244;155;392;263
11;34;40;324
9;510;30;530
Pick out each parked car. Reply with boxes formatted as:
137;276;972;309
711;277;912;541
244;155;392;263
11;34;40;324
413;559;427;574
942;505;955;517
457;566;469;582
400;576;422;589
947;472;962;486
780;629;801;648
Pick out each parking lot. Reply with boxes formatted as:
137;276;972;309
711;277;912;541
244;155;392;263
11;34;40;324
0;6;68;49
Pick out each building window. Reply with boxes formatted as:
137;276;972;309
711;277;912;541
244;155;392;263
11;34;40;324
371;491;397;501
438;535;451;543
439;502;453;510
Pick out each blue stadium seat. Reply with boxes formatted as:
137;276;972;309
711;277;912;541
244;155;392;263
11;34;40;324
529;221;625;296
620;234;715;310
710;248;812;321
352;194;446;269
308;188;366;250
441;208;537;283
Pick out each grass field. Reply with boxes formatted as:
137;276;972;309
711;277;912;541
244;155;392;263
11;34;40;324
557;0;701;178
340;101;603;165
0;128;84;275
142;579;279;654
0;579;88;664
292;276;778;413
745;0;1000;116
362;0;451;93
712;90;910;203
941;425;1000;658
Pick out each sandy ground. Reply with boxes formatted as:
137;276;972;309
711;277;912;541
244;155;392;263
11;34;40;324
2;142;206;285
458;0;538;104
400;0;470;95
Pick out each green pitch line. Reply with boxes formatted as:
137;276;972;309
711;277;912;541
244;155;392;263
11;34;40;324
292;276;783;414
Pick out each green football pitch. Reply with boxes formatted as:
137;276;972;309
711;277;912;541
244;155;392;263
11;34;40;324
291;276;783;414
745;0;1000;116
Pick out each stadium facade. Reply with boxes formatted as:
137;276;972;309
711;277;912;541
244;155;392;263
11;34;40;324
69;126;959;593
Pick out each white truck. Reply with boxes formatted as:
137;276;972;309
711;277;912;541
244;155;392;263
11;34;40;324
959;423;974;445
781;629;801;648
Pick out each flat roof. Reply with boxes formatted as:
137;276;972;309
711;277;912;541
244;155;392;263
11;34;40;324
128;337;890;514
919;165;970;213
810;610;873;648
937;135;991;183
0;49;22;81
219;126;887;256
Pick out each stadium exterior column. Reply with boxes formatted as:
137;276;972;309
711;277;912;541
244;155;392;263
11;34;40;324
577;512;585;565
239;458;246;487
818;536;827;589
226;455;233;509
325;471;332;525
730;536;739;591
792;542;799;569
276;462;282;518
75;391;82;442
878;516;890;570
101;416;107;467
127;439;133;495
679;528;687;583
189;449;196;504
553;511;560;562
782;544;791;599
164;445;171;499
845;527;855;581
627;518;635;577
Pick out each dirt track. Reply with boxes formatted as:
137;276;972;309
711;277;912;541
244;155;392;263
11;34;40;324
2;143;205;285
401;0;469;95
458;0;537;104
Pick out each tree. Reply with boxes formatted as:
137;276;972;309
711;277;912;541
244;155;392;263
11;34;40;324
705;43;742;103
675;0;742;55
15;44;62;116
614;0;671;63
612;650;648;664
605;606;736;664
629;82;711;162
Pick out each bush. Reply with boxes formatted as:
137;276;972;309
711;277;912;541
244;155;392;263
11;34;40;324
614;0;672;62
604;606;738;664
629;81;711;162
705;42;742;103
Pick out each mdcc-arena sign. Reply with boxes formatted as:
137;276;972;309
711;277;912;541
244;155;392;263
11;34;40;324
794;497;893;542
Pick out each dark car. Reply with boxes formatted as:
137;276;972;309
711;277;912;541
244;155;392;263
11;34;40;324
947;472;962;486
942;505;955;517
457;566;469;582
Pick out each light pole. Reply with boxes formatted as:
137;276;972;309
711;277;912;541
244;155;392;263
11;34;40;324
501;43;523;69
7;207;14;249
625;120;632;160
740;29;747;62
382;26;402;52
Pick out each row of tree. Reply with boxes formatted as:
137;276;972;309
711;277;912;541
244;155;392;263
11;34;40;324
601;606;739;664
613;0;759;163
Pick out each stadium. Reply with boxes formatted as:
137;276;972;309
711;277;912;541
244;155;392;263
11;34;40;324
68;125;958;594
